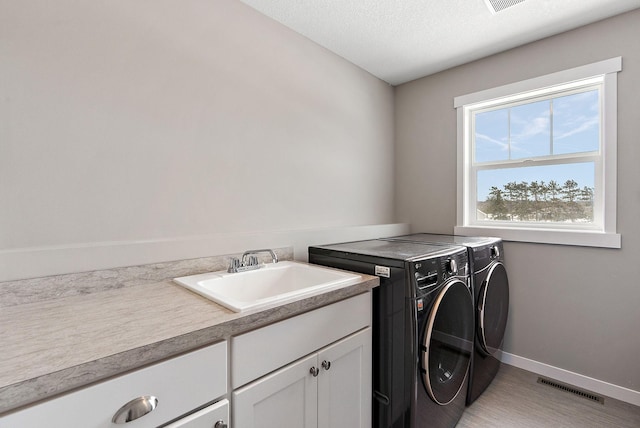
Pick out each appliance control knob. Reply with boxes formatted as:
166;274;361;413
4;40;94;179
446;258;458;275
491;245;500;259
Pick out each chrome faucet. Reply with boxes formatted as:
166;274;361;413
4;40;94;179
242;249;278;265
227;249;278;273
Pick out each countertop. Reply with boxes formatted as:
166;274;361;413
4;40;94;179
0;263;378;415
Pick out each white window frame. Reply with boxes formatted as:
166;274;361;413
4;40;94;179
454;57;621;248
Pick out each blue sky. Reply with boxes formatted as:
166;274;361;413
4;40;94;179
474;90;599;200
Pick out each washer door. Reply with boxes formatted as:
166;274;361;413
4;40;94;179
478;262;509;356
421;279;474;405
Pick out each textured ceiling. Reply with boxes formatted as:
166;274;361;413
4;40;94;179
239;0;640;85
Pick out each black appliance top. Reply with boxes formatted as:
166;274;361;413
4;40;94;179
389;233;501;249
309;239;464;262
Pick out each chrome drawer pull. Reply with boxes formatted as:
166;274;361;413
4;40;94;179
112;395;158;424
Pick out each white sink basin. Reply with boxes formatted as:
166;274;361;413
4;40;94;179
174;261;362;313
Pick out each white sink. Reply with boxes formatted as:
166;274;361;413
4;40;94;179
174;261;362;313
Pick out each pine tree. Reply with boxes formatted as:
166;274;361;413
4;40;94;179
529;181;542;221
547;180;562;220
562;180;581;220
486;186;508;220
579;186;594;221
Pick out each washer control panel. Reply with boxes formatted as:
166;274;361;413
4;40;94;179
413;259;439;290
472;241;504;270
412;249;469;292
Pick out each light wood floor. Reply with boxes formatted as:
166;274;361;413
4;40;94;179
457;364;640;427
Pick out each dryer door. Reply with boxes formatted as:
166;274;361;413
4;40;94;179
420;279;474;405
478;262;509;356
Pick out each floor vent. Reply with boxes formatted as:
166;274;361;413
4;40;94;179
484;0;527;14
537;377;605;404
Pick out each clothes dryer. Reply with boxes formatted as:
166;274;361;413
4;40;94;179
388;234;509;405
309;239;473;428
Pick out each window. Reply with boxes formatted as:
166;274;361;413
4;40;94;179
454;58;621;248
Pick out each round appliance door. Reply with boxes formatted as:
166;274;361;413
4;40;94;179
421;279;474;405
478;262;510;356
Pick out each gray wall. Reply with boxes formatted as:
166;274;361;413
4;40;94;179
395;10;640;392
0;0;399;280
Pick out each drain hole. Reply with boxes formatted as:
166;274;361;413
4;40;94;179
537;377;604;404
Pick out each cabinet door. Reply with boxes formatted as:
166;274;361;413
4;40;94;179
233;353;318;428
317;328;372;428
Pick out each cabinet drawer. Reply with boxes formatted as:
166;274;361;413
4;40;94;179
232;292;371;388
0;342;227;428
165;399;229;428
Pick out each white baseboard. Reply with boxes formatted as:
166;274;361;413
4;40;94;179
0;223;410;282
500;351;640;407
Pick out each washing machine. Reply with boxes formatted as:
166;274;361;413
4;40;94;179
309;239;474;428
388;234;510;405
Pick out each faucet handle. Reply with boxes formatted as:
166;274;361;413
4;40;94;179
227;257;240;273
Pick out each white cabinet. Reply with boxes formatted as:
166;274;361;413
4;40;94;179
0;342;228;428
231;293;372;428
233;328;371;428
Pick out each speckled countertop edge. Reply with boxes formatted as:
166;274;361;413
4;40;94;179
0;255;378;415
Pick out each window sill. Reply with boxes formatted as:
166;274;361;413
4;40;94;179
454;225;621;249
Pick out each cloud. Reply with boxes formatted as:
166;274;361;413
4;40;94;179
509;110;551;157
553;91;599;140
475;132;508;150
510;110;550;140
554;116;599;140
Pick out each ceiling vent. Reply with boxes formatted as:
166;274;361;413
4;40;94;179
484;0;527;14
